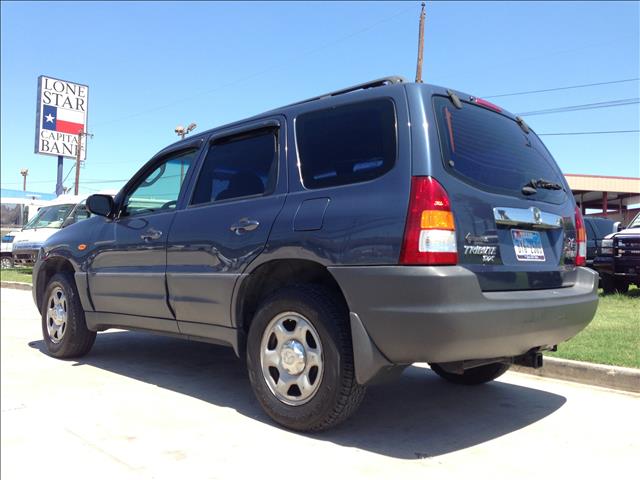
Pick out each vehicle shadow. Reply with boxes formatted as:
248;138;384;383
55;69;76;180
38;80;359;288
29;330;566;459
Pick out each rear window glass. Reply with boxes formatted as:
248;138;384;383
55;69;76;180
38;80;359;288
296;99;396;189
433;96;566;203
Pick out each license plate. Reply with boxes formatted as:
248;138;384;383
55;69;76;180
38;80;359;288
512;229;545;262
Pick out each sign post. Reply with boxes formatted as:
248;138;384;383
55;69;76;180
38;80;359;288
34;76;89;195
55;155;64;195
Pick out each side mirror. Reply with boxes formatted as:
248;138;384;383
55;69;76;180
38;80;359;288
61;217;75;228
614;222;623;232
86;194;114;218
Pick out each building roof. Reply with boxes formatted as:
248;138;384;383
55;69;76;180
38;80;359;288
565;174;640;195
0;188;56;201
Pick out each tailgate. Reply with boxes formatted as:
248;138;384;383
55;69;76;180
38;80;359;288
430;94;580;291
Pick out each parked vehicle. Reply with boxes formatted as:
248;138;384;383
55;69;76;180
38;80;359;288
583;216;617;267
594;212;640;294
11;196;89;266
32;77;598;431
1;231;20;268
1;192;50;233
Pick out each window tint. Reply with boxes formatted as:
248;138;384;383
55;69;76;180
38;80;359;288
584;219;596;241
296;99;396;189
70;202;91;223
433;96;567;204
191;129;278;204
23;204;75;229
124;149;197;216
588;218;615;238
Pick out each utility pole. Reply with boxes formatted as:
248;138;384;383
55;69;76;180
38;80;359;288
20;169;29;191
74;130;93;196
415;2;426;83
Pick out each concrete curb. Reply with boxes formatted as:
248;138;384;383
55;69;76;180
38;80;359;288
1;281;32;291
512;356;640;394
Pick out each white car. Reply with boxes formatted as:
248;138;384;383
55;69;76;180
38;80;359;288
12;192;115;266
1;231;21;268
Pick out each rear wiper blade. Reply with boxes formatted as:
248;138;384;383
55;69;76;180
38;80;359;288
522;178;564;195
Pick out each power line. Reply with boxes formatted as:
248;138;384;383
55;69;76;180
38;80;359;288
93;4;415;127
517;98;640;116
538;130;640;136
61;164;76;184
483;78;640;99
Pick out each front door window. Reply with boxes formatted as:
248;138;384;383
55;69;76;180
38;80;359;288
123;149;198;216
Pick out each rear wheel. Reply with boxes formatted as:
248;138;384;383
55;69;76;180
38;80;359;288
246;284;366;432
41;272;96;358
430;361;511;385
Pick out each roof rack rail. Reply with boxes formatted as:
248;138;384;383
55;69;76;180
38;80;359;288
285;76;406;108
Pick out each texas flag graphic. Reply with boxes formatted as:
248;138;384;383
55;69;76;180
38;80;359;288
42;104;85;135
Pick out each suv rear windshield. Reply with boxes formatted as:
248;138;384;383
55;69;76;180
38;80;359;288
433;96;566;204
296;99;396;189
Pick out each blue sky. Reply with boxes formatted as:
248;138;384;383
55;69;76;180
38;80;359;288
1;1;639;194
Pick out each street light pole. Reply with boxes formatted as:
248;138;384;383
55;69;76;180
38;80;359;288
175;122;197;140
20;169;28;191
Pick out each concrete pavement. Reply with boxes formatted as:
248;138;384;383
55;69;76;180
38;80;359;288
1;287;638;479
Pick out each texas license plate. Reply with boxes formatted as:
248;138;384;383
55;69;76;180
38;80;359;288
512;229;545;261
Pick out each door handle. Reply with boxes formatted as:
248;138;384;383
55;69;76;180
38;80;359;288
140;228;162;241
230;218;260;235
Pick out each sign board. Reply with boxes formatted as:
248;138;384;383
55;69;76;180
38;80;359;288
34;76;89;161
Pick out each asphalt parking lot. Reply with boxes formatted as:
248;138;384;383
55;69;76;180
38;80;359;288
1;287;638;480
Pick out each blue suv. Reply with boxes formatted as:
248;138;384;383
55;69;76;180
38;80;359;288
32;77;598;431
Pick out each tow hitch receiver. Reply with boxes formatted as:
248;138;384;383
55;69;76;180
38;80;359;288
514;349;544;369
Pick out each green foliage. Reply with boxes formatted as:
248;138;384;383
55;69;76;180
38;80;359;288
549;287;640;368
0;268;33;284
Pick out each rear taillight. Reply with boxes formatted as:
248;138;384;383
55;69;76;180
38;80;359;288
574;206;587;266
400;177;457;265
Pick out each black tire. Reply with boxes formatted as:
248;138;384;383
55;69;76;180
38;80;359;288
1;255;13;269
41;272;96;358
601;274;628;294
246;284;366;432
430;361;511;385
614;278;629;294
601;274;615;294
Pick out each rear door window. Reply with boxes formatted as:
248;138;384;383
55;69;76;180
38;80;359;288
191;128;278;205
433;96;567;204
295;99;396;189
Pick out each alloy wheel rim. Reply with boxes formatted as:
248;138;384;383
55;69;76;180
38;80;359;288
46;287;68;344
260;311;324;406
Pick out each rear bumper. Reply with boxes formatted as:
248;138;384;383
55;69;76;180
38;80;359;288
329;265;598;376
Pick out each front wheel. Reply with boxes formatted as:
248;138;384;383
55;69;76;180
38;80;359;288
601;274;629;294
41;272;96;358
246;284;366;432
430;361;511;385
1;256;13;269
